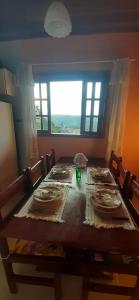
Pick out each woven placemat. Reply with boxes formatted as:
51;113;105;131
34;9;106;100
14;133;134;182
84;187;136;230
15;184;69;223
44;166;73;183
87;167;117;186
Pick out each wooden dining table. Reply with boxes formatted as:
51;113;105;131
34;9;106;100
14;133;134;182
2;157;139;258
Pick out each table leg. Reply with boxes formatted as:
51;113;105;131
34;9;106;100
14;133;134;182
81;277;88;300
54;273;62;300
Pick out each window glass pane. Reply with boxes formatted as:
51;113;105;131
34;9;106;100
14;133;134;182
41;83;47;99
50;81;82;134
42;101;48;115
35;101;40;115
42;117;48;130
92;117;98;132
85;117;90;132
86;100;91;116
94;101;100;116
95;82;101;99
87;82;93;99
34;83;40;99
36;117;41;130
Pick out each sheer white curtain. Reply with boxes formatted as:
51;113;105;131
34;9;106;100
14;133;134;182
105;58;131;162
16;64;39;169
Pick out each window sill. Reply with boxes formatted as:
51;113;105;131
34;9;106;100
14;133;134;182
37;131;104;139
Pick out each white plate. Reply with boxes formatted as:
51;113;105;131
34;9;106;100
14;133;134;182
91;189;121;212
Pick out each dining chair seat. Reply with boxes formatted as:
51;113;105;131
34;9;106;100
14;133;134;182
8;238;65;257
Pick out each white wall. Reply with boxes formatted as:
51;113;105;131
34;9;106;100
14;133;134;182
0;101;18;189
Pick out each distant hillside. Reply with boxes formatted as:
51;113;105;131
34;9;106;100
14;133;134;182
51;115;81;129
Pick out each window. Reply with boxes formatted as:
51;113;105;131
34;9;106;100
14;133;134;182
34;73;109;136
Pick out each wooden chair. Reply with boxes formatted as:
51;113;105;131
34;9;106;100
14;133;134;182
39;155;48;176
126;179;139;227
116;163;131;200
81;167;139;300
109;151;130;198
46;149;56;173
25;156;46;192
0;172;28;226
81;249;139;300
0;174;62;300
109;150;122;181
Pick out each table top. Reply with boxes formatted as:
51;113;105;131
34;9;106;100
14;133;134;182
2;158;139;255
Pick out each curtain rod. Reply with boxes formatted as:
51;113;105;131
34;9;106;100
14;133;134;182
32;58;135;67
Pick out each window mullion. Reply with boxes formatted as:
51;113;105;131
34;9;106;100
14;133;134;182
81;81;87;134
90;82;95;132
39;83;43;130
47;82;51;134
98;80;106;135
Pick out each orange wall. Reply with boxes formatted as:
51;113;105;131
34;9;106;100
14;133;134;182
122;61;139;179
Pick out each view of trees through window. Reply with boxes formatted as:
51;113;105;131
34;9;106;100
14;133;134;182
50;81;82;134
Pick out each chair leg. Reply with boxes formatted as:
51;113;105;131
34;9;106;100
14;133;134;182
54;273;62;300
81;277;88;300
0;236;17;293
131;277;139;300
2;260;17;293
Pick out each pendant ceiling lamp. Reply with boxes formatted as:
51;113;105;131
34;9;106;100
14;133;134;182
44;1;72;38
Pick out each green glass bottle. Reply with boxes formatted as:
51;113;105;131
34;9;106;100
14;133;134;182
76;166;81;182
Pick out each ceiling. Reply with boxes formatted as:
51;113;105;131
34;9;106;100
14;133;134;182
0;0;139;41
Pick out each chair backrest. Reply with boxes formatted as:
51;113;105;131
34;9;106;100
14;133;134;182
46;149;55;173
0;172;28;224
40;155;48;177
109;150;122;180
116;164;131;199
126;179;139;227
25;156;46;192
109;151;131;200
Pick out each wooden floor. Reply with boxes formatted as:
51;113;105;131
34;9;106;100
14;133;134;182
0;262;136;300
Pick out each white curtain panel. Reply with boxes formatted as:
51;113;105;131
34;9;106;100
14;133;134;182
16;64;39;168
105;58;131;162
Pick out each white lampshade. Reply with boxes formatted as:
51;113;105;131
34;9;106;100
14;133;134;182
44;1;72;38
